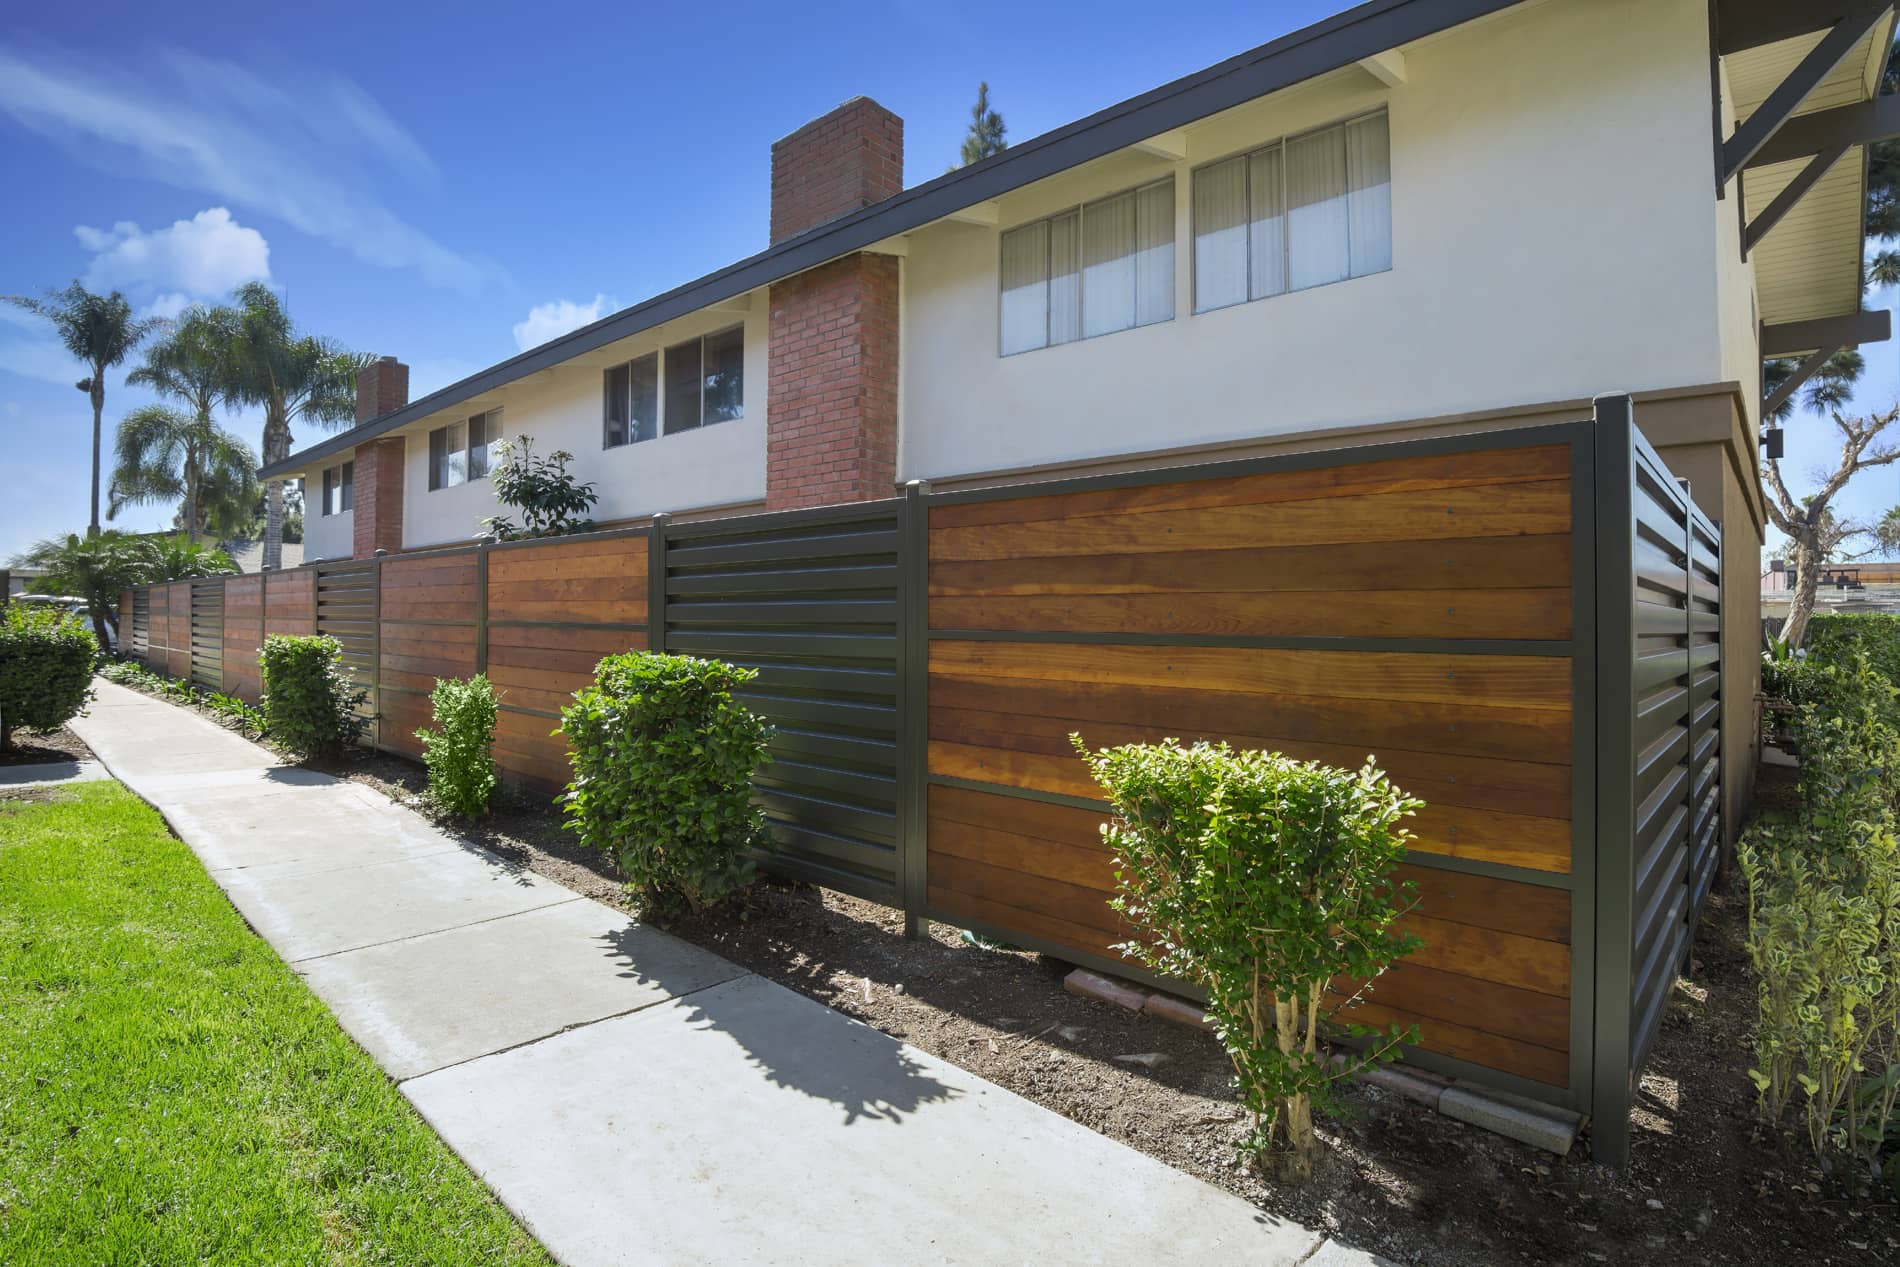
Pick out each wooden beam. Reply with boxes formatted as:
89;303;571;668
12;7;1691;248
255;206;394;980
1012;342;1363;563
1761;309;1892;356
1719;2;1889;184
1358;50;1407;86
1746;93;1900;168
1131;130;1188;161
1743;143;1850;253
1763;342;1842;417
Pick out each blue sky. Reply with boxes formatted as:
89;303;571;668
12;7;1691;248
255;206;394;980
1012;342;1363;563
0;0;1894;564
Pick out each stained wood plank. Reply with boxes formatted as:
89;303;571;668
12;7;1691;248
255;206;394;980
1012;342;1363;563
1337;994;1568;1087
930;588;1572;641
929;536;1571;599
930;642;1570;711
1397;914;1570;997
929;481;1571;562
927;886;1123;961
927;814;1114;892
1345;961;1570;1052
929;444;1572;530
1391;863;1570;944
930;853;1129;936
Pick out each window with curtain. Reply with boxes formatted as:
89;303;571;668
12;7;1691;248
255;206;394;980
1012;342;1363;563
428;412;501;491
663;326;746;434
320;461;352;516
1192;110;1390;314
998;176;1175;355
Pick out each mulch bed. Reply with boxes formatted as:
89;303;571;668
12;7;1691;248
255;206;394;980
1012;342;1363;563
0;726;94;768
296;747;1896;1267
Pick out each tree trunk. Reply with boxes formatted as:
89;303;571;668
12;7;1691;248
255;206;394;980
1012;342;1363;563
261;396;290;571
89;600;113;653
1783;530;1824;647
88;375;105;537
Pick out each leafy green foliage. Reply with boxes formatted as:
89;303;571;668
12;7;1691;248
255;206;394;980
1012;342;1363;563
1074;738;1421;1178
1743;652;1900;1182
1805;613;1900;687
258;635;366;759
0;604;97;750
107;403;257;541
417;675;499;817
558;651;771;917
481;436;599;540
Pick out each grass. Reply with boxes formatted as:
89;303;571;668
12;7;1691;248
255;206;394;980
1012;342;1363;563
0;781;550;1265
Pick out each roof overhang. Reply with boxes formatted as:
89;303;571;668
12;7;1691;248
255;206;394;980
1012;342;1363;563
261;0;1533;480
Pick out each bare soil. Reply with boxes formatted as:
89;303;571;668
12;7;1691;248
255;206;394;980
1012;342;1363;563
298;746;1898;1267
0;725;93;767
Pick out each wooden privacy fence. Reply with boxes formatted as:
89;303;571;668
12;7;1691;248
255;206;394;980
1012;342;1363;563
120;395;1715;1160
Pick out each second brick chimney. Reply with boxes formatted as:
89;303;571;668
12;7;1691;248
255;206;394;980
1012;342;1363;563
766;99;904;509
351;355;409;558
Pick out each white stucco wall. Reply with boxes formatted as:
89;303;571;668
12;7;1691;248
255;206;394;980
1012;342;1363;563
303;484;354;562
1713;57;1763;430
398;304;769;549
898;0;1727;481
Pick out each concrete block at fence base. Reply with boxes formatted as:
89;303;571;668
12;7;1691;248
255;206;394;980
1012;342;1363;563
1355;1062;1448;1110
1438;1085;1579;1156
1143;991;1217;1032
1064;969;1148;1012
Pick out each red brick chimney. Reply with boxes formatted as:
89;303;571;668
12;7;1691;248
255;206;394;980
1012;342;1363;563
766;100;903;509
770;97;904;245
352;356;409;558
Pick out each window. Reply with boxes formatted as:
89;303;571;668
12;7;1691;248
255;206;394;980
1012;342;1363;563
1193;110;1389;314
999;177;1174;356
661;326;746;435
321;461;352;516
429;410;501;491
604;353;658;447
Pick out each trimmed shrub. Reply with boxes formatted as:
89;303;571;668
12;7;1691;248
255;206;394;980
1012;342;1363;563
0;604;97;749
558;651;771;917
1075;737;1421;1180
258;634;367;758
417;675;498;817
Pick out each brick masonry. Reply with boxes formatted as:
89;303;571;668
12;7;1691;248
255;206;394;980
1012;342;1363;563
770;97;903;245
352;437;406;558
766;253;900;510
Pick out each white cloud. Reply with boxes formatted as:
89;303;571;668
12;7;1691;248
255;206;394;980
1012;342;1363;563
513;294;618;352
77;207;270;296
142;292;191;321
0;46;489;292
0;338;84;386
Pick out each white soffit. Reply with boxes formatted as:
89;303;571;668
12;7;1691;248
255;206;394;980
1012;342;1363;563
1730;19;1895;326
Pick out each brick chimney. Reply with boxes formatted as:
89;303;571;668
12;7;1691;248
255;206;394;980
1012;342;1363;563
351;356;409;558
765;100;903;509
770;97;903;245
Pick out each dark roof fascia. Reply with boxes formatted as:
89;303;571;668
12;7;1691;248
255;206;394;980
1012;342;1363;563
261;0;1527;480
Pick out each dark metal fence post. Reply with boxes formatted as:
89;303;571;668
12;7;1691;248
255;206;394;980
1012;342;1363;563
1590;392;1637;1168
648;513;669;653
899;480;931;939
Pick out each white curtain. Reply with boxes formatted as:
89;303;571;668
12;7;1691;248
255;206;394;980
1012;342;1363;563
445;420;467;487
1082;189;1136;339
1287;126;1349;290
1048;209;1081;346
1134;180;1175;327
1248;146;1286;299
1346;113;1392;276
999;221;1050;355
1194;156;1248;312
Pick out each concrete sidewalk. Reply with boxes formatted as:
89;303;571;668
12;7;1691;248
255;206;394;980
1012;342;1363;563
71;679;1379;1267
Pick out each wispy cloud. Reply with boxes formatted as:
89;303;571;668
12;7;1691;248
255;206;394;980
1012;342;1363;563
0;45;488;292
513;294;618;352
77;207;270;296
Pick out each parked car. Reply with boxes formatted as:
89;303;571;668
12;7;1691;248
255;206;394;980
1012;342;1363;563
9;594;115;649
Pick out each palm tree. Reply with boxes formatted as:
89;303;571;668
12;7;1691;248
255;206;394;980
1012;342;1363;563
107;404;258;542
12;531;236;650
3;284;164;536
222;283;369;570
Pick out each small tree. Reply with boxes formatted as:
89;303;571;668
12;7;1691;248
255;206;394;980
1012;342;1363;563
481;436;599;540
954;82;1007;169
558;651;770;917
1075;738;1421;1179
0;604;97;750
259;634;367;758
1764;402;1900;646
417;674;499;816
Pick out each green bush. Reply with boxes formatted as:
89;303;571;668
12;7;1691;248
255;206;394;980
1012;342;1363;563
557;651;771;917
417;675;498;817
258;635;366;759
1806;613;1900;685
1074;737;1421;1179
0;604;97;749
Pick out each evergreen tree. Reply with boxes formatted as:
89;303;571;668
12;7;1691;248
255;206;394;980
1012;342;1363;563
957;82;1006;168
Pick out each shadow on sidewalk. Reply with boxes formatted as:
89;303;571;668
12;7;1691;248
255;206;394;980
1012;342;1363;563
597;923;962;1127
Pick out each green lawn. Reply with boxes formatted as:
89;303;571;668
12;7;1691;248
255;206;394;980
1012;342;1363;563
0;782;550;1265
